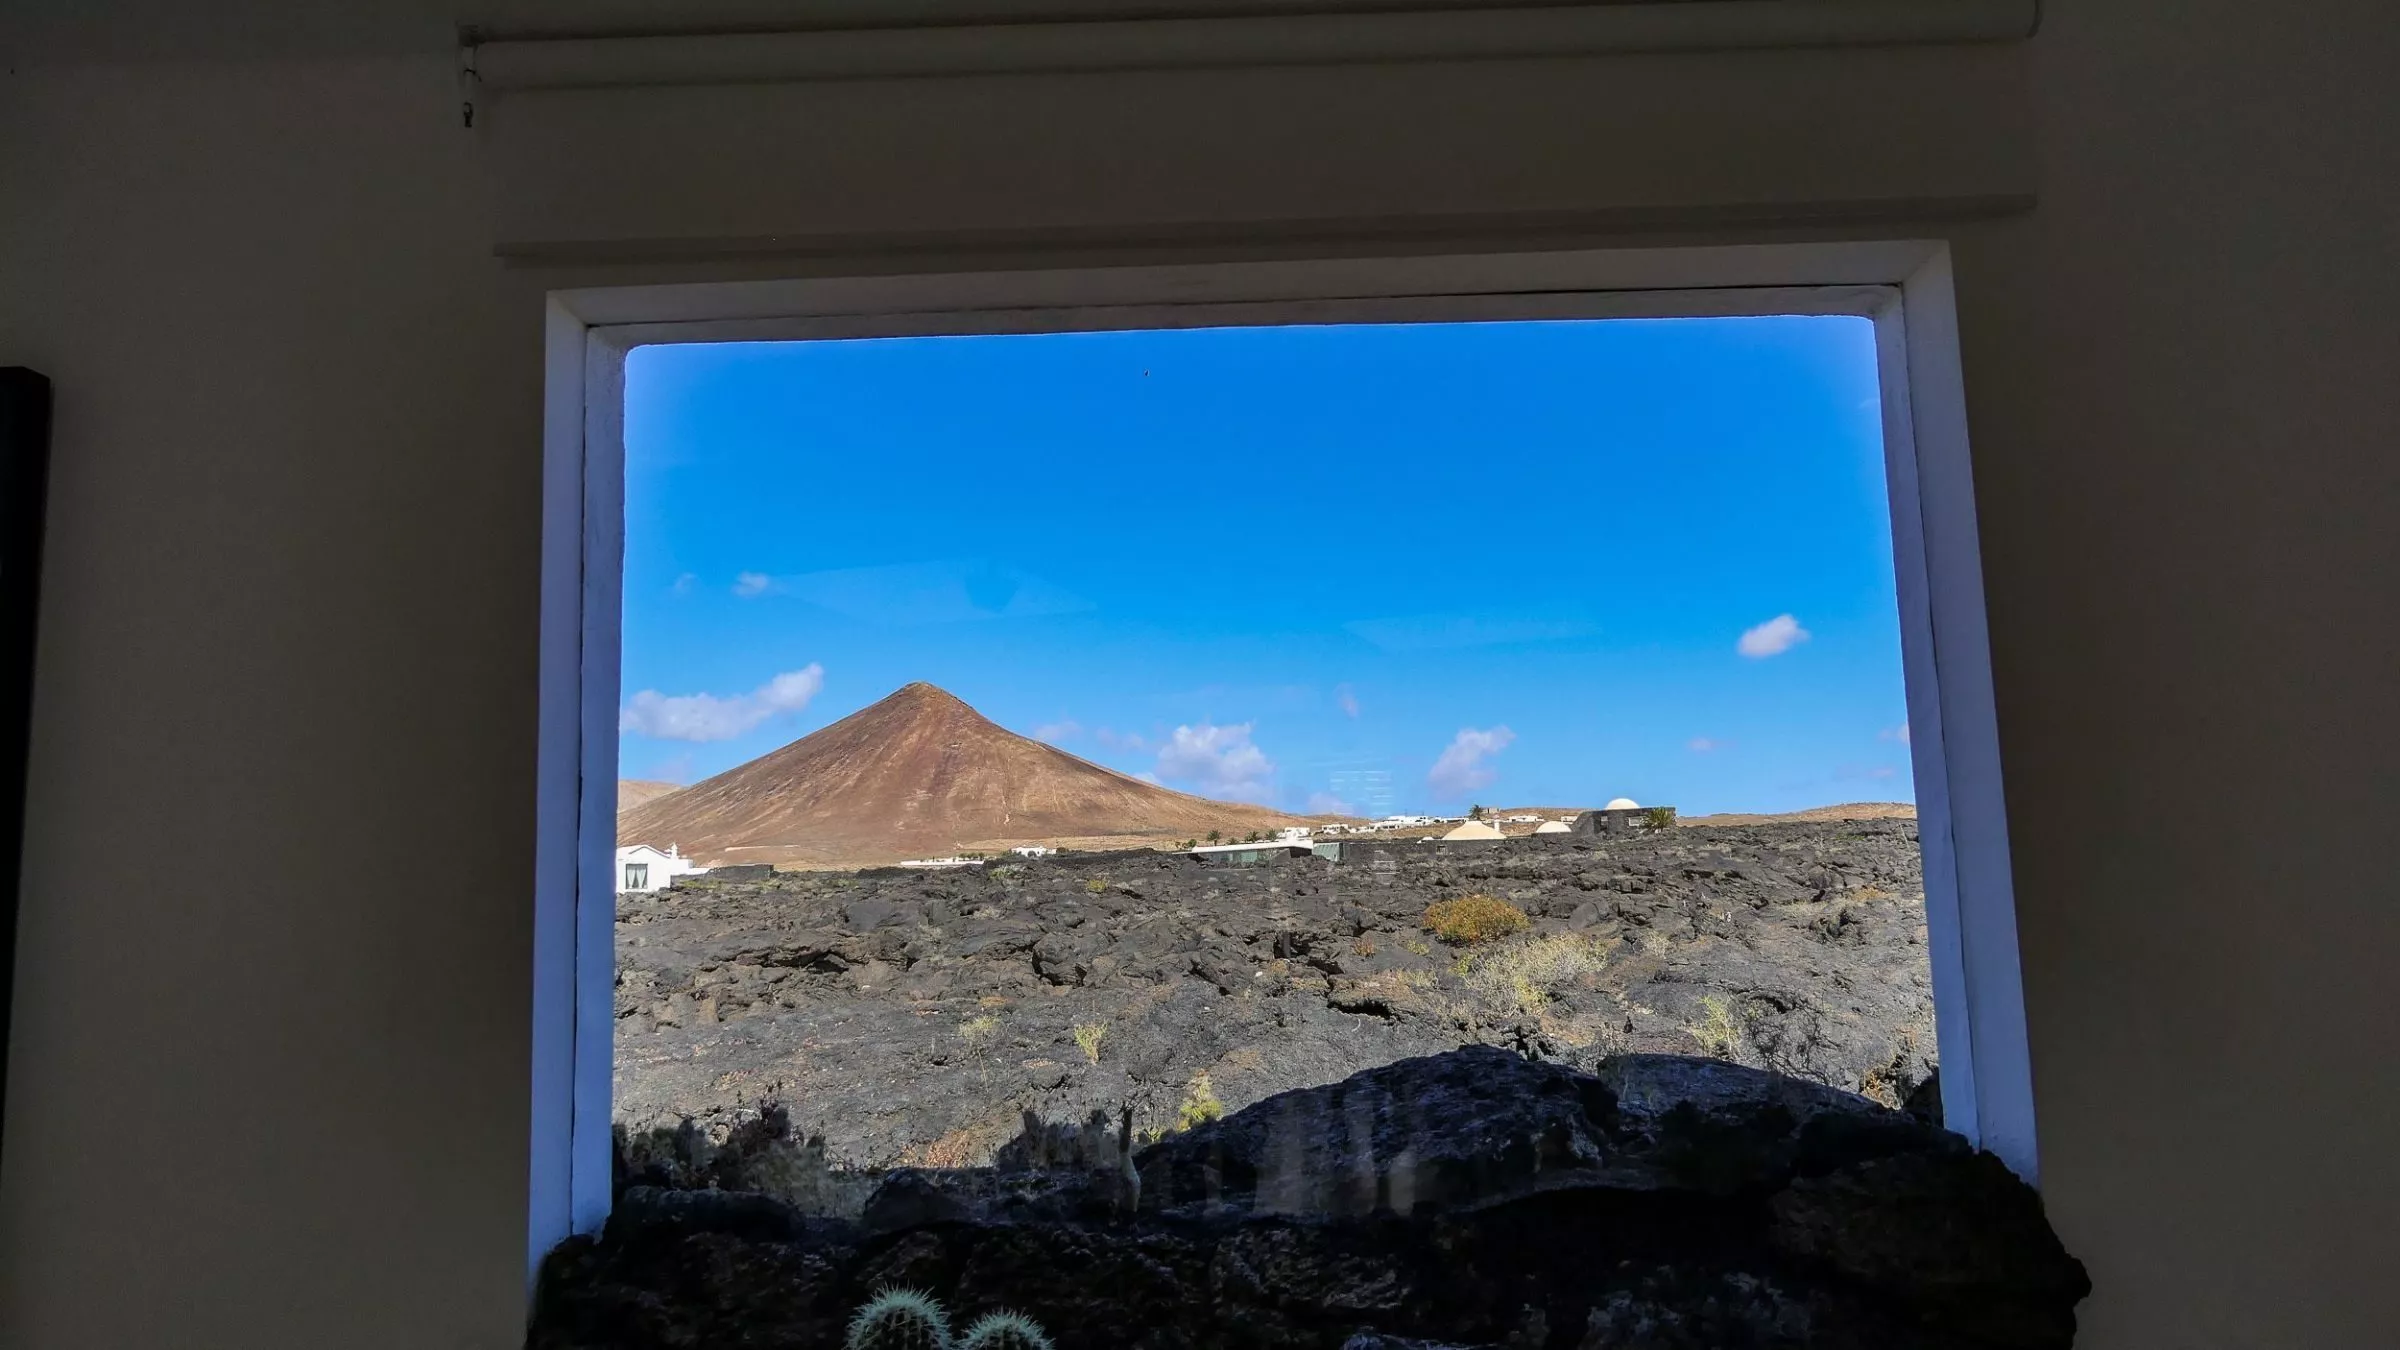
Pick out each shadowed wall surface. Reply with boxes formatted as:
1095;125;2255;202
3;2;2395;1345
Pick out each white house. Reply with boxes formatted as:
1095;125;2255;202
1273;826;1313;845
616;843;707;893
1190;840;1314;866
1010;845;1057;858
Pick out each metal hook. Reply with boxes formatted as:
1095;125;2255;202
458;31;482;130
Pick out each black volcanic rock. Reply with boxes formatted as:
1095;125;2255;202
1139;1045;1618;1217
615;821;1938;1172
531;1050;2088;1350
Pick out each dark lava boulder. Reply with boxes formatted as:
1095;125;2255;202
1136;1048;1972;1215
531;1049;2087;1350
1138;1045;1617;1217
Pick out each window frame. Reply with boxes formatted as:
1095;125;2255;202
531;240;2034;1272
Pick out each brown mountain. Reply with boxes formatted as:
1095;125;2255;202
617;779;686;813
616;682;1306;868
1678;802;1918;827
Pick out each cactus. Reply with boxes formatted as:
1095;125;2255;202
960;1311;1056;1350
846;1289;953;1350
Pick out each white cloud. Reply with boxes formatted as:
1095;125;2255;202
1737;614;1811;659
1688;737;1723;753
620;664;825;742
732;571;778;598
671;573;699;596
1306;791;1356;816
1095;727;1150;753
1154;722;1277;803
1335;683;1360;718
1881;723;1912;746
1427;726;1515;796
1032;720;1082;744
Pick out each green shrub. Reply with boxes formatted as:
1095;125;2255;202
1071;1020;1108;1063
1463;933;1606;1017
1643;806;1678;831
1084;877;1109;894
1423;893;1532;945
1177;1072;1225;1130
1689;995;1747;1060
957;1014;1001;1049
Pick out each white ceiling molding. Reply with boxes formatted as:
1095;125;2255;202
469;0;2039;90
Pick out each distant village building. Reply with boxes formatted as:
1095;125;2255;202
1573;804;1676;836
1190;840;1314;867
616;843;707;893
1440;819;1505;842
1273;826;1313;845
898;856;983;869
1010;845;1057;858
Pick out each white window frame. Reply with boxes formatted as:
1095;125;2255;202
529;240;2035;1272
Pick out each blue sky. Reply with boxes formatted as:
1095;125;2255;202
618;317;1914;816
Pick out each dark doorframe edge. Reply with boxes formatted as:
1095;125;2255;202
0;368;55;1166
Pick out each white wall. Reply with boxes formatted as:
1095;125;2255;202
615;847;699;892
0;49;549;1349
3;3;2395;1347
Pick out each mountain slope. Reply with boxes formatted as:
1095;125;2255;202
617;780;686;813
616;682;1303;867
1678;802;1917;826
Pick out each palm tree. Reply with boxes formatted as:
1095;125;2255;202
1469;804;1488;821
1206;830;1222;844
